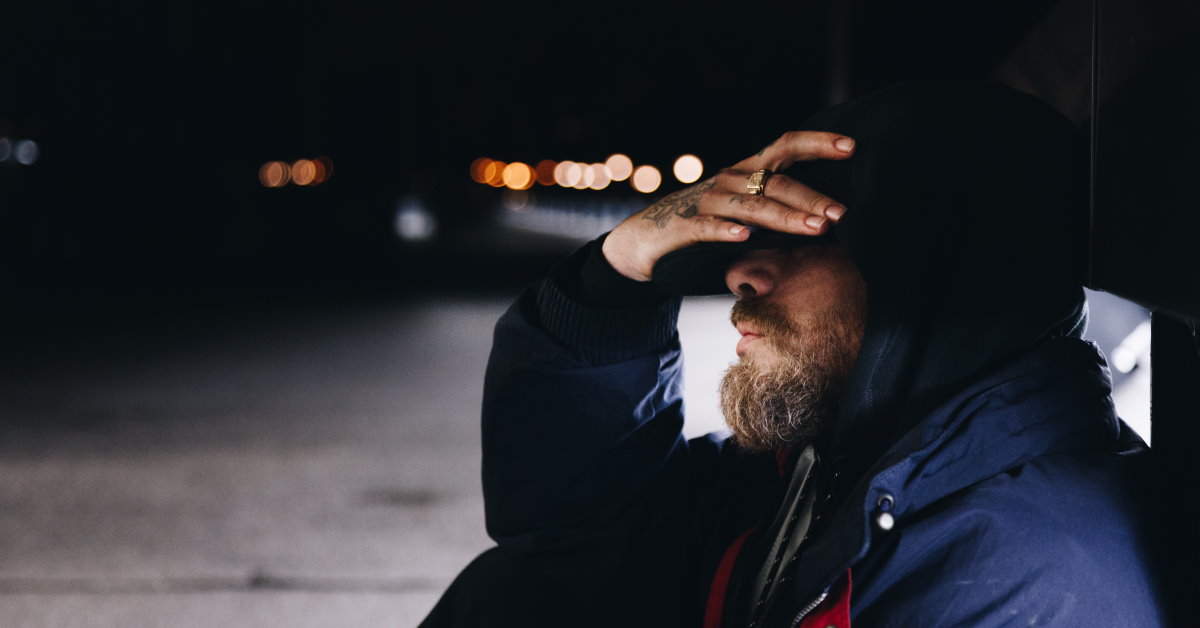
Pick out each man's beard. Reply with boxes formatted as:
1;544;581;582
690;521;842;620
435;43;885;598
719;298;863;453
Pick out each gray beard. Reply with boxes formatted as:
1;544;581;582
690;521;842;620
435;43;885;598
719;350;837;453
719;303;861;453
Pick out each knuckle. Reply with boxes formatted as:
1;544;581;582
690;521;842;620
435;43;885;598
741;193;766;213
779;208;806;231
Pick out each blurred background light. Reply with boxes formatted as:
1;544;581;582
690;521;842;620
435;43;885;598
561;161;583;188
291;159;317;186
393;196;437;242
605;153;633;181
312;156;332;184
502;161;534;190
673;154;703;183
14;139;39;166
631;165;662;193
502;189;532;212
1112;319;1152;374
259;161;290;188
587;163;610;190
534;159;557;186
469;157;492;184
483;160;507;187
0;137;11;162
553;161;573;187
576;164;594;189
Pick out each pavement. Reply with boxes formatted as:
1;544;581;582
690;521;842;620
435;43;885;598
0;297;509;627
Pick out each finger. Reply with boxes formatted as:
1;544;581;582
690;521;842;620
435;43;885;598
701;190;830;236
733;131;855;172
756;173;848;222
709;169;847;223
685;215;754;244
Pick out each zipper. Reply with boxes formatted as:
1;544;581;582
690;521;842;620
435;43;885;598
789;588;830;628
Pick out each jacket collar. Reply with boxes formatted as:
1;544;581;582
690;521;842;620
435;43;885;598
765;336;1126;625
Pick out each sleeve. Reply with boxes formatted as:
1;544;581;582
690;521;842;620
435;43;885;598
479;235;705;621
482;235;684;543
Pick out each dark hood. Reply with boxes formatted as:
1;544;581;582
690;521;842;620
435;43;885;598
656;80;1089;470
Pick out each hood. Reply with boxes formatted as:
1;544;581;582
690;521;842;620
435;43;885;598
659;80;1090;473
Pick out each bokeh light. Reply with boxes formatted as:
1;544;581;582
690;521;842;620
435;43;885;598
14;139;39;166
394;197;437;242
535;159;557;186
587;163;611;190
575;164;594;189
0;138;11;162
631;165;662;193
554;161;575;187
605;153;633;181
503;189;532;212
562;162;584;188
470;157;493;184
673;154;703;183
502;162;534;190
291;159;317;186
312;156;333;184
483;160;507;187
259;161;290;188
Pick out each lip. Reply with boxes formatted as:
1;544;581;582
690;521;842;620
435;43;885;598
735;331;761;357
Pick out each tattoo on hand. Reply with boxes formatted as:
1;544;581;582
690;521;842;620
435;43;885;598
641;179;716;229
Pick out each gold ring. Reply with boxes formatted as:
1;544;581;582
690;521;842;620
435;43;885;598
747;169;772;196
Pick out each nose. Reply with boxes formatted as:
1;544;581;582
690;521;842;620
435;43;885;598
724;250;782;298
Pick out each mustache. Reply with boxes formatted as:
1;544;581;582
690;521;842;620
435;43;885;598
730;298;798;340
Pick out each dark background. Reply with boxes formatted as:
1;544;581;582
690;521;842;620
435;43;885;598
1;1;1065;321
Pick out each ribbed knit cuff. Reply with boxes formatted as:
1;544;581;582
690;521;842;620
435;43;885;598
537;236;682;364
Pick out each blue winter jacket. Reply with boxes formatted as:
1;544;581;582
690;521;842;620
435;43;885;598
481;281;1166;627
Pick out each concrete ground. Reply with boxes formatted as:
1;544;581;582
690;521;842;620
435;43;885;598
0;273;1149;627
0;297;510;627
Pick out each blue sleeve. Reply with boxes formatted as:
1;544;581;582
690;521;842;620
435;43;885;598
481;280;687;548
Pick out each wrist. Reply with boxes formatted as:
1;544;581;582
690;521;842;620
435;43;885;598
600;230;651;282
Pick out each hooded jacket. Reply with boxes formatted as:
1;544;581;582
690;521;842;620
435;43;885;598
479;81;1167;626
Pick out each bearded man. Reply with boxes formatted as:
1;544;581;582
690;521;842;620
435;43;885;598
423;81;1167;627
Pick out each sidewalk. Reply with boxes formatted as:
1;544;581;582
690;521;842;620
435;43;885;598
0;298;506;627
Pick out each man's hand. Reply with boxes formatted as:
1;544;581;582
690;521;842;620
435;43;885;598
601;132;856;281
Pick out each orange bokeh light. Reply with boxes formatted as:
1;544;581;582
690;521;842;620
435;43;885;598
470;157;492;184
311;156;332;184
259;161;290;188
483;160;507;187
503;162;535;190
535;159;557;186
292;159;317;186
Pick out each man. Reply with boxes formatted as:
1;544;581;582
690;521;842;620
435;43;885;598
424;81;1166;626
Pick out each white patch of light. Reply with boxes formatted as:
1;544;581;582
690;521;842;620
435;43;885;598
394;196;437;242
